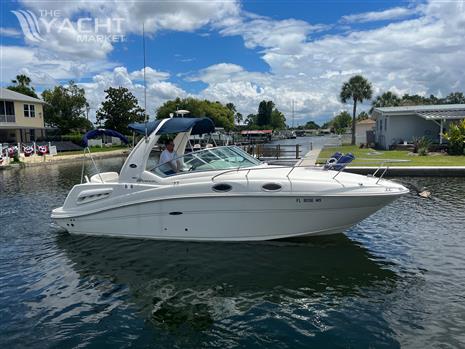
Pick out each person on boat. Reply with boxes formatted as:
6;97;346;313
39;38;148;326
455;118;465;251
159;139;180;174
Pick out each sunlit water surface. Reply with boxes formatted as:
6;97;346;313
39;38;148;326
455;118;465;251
1;157;465;348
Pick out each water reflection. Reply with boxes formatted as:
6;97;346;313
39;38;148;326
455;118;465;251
4;157;465;348
56;233;396;333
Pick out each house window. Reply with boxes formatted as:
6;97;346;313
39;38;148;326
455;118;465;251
0;101;15;122
380;118;383;132
24;104;36;117
385;118;387;131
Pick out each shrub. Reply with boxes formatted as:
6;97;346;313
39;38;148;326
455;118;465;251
412;136;431;155
62;133;84;145
418;146;428;156
444;120;465;155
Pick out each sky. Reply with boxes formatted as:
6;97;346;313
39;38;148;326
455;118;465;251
1;0;464;126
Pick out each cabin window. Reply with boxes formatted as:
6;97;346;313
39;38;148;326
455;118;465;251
212;183;232;192
262;183;282;191
24;104;35;118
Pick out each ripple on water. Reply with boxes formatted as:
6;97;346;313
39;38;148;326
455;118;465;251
1;162;465;348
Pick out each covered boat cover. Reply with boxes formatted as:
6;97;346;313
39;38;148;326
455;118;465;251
82;129;129;147
128;117;215;135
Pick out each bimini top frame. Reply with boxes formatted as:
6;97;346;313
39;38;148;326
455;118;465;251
119;117;215;182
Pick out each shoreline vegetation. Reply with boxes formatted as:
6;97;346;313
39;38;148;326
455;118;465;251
316;145;465;167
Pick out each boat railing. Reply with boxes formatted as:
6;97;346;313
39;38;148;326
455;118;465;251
211;159;411;184
210;164;318;182
330;158;411;183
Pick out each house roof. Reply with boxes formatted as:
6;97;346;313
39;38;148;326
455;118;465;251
0;87;46;104
374;104;465;113
356;118;376;125
373;104;465;121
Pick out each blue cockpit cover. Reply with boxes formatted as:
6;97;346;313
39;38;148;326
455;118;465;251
128;117;215;136
82;129;129;147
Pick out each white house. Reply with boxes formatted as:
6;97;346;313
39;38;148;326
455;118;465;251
0;88;46;143
372;104;465;149
355;118;376;145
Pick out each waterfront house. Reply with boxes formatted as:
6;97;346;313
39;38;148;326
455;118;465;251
372;104;465;149
0;88;46;143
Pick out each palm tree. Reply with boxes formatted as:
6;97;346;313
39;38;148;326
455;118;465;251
370;91;401;113
340;75;373;145
235;112;243;126
12;74;32;87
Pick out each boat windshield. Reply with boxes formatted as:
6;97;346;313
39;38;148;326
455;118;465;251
149;146;261;177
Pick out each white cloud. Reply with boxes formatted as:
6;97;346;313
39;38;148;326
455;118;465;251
0;45;117;86
219;14;327;55
3;0;240;97
4;0;465;126
341;6;418;23
196;0;465;124
77;66;187;122
0;27;22;38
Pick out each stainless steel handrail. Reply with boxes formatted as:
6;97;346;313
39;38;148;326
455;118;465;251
211;159;410;183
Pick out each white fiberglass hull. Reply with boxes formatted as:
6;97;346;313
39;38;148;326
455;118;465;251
52;194;401;241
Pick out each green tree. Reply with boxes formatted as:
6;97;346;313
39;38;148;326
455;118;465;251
443;92;465;104
7;74;38;98
156;97;234;130
304;120;320;129
257;100;274;126
42;81;92;133
370;91;401;113
400;94;433;106
96;87;145;134
340;75;373;145
444;119;465;155
235;112;243;126
357;111;370;121
226;103;236;113
332;111;352;134
245;114;256;126
321;121;332;129
270;109;286;130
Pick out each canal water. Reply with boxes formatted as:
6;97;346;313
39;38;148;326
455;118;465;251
1;158;464;348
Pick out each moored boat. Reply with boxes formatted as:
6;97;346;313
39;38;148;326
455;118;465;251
52;117;408;241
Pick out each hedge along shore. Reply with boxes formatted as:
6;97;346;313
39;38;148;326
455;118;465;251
1;149;129;169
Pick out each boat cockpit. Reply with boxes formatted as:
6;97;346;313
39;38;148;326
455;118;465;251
147;145;261;177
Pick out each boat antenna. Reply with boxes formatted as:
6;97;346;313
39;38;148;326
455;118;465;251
143;22;148;141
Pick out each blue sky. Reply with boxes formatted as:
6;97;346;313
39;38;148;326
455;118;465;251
1;0;464;125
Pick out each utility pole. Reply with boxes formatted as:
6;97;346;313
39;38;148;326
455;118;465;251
292;99;295;129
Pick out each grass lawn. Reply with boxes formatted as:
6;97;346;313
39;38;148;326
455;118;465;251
316;145;465;167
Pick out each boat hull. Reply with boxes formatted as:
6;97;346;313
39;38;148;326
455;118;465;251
52;194;401;241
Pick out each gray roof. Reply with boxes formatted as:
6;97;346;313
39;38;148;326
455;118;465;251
417;110;465;120
374;104;465;113
0;87;46;104
373;104;465;120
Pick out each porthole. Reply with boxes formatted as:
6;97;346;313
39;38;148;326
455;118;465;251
262;183;282;191
212;183;232;192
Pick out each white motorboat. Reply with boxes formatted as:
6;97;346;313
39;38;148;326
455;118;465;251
52;117;409;241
